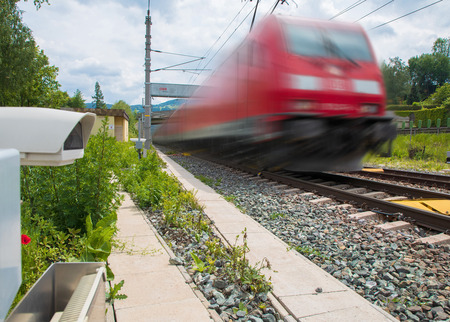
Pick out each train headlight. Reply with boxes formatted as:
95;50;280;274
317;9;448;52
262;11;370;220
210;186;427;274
353;80;381;95
290;100;314;110
291;75;321;91
361;104;378;114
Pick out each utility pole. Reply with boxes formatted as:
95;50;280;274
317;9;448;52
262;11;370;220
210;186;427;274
143;1;152;157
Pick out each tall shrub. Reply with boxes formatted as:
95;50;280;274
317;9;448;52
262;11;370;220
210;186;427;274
21;118;123;231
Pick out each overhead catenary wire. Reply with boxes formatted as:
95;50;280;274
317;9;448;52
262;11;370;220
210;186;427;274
249;0;261;31
190;4;257;84
371;0;443;30
329;0;367;20
151;49;205;59
202;6;256;70
354;0;394;23
188;0;250;84
152;57;205;72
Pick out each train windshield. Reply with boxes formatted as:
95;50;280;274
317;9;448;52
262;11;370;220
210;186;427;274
283;23;373;62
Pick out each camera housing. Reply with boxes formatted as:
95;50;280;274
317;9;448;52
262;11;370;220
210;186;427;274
0;107;96;320
0;107;96;166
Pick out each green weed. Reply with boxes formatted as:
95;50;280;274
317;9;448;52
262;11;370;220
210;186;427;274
270;212;285;220
195;174;222;187
295;245;330;261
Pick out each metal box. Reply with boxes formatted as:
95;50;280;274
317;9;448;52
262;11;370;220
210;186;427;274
7;262;106;322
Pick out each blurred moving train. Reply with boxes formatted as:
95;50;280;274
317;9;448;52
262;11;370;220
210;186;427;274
154;15;397;171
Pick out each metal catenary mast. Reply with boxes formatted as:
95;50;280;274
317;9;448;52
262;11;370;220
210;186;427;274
144;1;152;156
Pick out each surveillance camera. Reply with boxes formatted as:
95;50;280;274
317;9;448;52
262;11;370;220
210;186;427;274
0;107;96;166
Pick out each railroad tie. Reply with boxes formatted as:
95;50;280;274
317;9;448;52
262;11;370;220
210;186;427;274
375;221;412;231
310;197;332;205
348;211;380;221
414;233;450;246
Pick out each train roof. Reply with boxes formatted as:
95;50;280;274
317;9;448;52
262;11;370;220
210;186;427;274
263;15;366;32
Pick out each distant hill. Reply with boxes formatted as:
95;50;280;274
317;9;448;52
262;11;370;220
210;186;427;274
85;99;185;113
85;103;113;109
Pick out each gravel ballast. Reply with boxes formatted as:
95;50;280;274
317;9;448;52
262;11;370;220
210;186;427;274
168;153;450;321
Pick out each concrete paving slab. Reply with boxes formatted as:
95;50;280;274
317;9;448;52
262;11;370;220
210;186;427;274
280;291;394;321
202;201;247;223
113;235;162;254
213;218;265;234
109;192;213;321
156;150;397;321
116;216;156;238
115;297;211;322
108;252;168;277
113;269;199;309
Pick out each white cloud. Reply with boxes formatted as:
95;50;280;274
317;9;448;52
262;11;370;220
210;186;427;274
18;0;450;105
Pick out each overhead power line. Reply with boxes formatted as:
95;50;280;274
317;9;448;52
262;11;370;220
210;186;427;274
250;0;261;31
202;6;256;70
152;57;205;72
371;0;443;30
354;0;394;23
329;0;367;20
151;49;205;59
190;4;257;84
189;0;249;84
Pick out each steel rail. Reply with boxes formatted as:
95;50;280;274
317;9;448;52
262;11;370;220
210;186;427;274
313;172;450;199
356;169;450;189
260;171;450;233
190;155;450;232
382;168;450;181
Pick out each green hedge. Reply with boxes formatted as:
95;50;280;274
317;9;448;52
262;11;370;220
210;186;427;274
395;107;447;127
387;105;420;111
412;102;439;109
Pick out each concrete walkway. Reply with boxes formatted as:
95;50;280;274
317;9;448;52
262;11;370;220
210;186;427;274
157;151;397;322
108;192;213;321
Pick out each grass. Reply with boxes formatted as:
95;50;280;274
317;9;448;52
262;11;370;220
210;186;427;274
294;245;331;261
364;133;450;172
269;212;285;220
195;174;222;187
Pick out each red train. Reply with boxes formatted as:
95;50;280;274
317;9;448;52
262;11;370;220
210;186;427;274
154;15;396;171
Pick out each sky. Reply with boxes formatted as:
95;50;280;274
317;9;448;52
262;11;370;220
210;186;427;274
18;0;450;106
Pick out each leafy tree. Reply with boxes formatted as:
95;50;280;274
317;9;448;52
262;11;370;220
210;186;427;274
0;0;36;105
26;0;50;9
45;89;69;108
20;48;65;107
0;0;61;107
111;100;130;112
68;89;86;108
432;37;450;57
92;81;106;109
408;53;450;101
112;100;138;137
423;83;450;106
381;57;411;104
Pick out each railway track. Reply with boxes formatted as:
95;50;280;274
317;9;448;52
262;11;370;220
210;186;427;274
260;170;450;233
164;151;450;321
205;157;450;233
352;168;450;190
